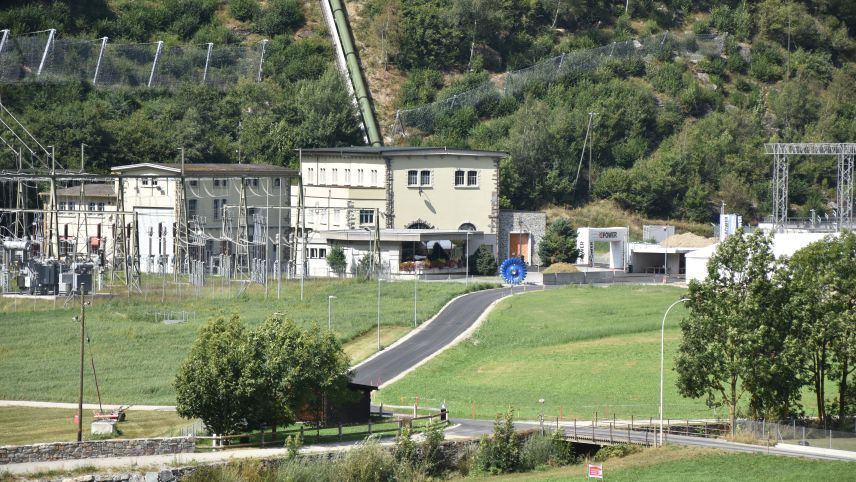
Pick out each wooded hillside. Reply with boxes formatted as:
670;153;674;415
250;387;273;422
353;0;856;222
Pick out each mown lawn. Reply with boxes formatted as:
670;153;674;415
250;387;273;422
378;285;716;420
487;446;856;481
0;279;486;405
0;407;187;446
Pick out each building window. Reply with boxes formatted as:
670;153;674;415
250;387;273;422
142;178;149;186
359;209;374;225
68;201;75;211
309;248;327;259
345;169;351;184
454;170;465;186
213;199;220;220
88;202;96;211
334;209;341;225
332;168;338;184
274;177;281;187
420;170;432;186
97;202;105;212
467;170;478;186
371;169;378;186
214;179;220;187
319;168;326;184
188;199;197;217
214;178;227;188
59;202;66;210
152;178;158;186
244;178;259;187
189;180;198;187
308;167;314;184
408;170;418;186
357;169;364;185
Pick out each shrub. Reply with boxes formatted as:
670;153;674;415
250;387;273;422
327;245;347;277
542;262;578;274
593;443;641;461
399;69;444;108
229;0;261;22
475;409;520;474
340;436;397;482
420;421;446;476
520;433;553;470
257;0;304;36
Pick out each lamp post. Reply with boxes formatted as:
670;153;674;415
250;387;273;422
663;226;669;279
659;298;689;447
465;230;471;287
327;295;336;330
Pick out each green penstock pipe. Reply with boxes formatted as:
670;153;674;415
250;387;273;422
329;0;383;146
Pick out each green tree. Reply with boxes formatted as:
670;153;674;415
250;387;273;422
174;315;249;436
240;315;352;430
676;229;796;431
290;68;364;150
470;244;497;275
326;245;347;277
537;217;580;267
786;231;856;427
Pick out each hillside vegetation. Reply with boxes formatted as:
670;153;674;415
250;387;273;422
353;0;856;222
0;0;362;171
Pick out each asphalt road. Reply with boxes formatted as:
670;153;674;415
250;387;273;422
351;286;531;386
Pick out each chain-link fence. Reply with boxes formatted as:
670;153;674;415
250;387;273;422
0;29;267;89
393;32;726;136
737;419;856;451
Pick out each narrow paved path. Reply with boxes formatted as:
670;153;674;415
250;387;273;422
351;286;530;386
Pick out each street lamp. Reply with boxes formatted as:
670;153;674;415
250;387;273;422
465;230;471;287
327;295;336;330
659;298;689;446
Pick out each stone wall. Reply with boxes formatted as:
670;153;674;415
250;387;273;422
18;438;484;482
0;437;194;465
497;210;547;266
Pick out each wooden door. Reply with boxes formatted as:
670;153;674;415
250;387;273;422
509;233;529;263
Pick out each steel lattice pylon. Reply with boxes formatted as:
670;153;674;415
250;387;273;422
764;143;856;232
772;151;789;230
839;153;854;229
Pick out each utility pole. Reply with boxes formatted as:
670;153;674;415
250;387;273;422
588;112;597;196
76;293;87;442
80;143;87;172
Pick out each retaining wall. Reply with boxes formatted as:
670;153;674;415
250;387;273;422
0;437;194;465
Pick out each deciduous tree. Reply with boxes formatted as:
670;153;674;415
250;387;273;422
676;229;796;431
174;315;249;436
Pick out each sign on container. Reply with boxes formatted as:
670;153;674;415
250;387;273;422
588;463;603;479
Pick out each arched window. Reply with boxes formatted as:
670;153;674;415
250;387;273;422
406;219;434;229
459;223;477;231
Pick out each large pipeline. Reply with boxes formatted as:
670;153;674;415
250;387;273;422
327;0;383;146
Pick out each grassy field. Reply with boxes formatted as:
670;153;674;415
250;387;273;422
488;446;856;481
0;279;487;405
0;407;187;446
378;285;721;421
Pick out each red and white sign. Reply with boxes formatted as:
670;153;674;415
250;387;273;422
588;464;603;479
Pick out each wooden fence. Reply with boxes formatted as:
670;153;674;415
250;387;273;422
195;412;449;450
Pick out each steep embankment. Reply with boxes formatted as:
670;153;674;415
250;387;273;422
349;1;856;224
